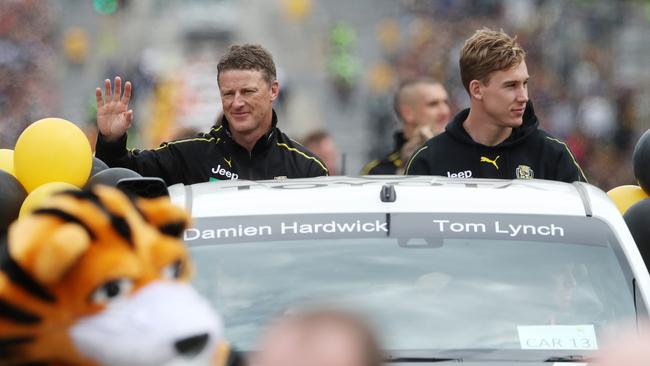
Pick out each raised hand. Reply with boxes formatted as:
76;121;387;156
96;76;133;142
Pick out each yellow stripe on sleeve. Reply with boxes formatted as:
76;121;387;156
276;142;329;174
153;137;215;151
545;136;588;182
361;160;380;175
404;146;428;175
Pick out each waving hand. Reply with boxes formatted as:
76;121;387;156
95;76;133;142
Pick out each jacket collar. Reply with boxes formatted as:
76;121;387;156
445;100;539;148
213;109;278;154
393;131;407;151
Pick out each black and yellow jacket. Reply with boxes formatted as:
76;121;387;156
361;132;407;175
95;110;328;185
405;102;587;183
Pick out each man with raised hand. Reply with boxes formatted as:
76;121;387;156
95;44;328;185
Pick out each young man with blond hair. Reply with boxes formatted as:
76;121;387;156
406;28;586;182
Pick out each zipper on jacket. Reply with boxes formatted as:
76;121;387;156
246;150;253;180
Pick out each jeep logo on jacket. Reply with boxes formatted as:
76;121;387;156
405;102;587;183
95;110;328;185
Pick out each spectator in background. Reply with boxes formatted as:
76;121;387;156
253;309;382;366
406;28;586;183
302;130;342;175
362;78;450;175
94;44;328;184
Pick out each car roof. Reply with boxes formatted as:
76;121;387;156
168;176;603;218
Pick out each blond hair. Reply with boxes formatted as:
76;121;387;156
459;28;526;93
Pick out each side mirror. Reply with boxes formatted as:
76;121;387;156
117;177;169;199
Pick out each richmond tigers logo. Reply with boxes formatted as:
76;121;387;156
0;186;233;366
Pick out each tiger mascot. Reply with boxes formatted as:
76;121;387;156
0;186;238;366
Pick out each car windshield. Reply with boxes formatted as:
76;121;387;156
187;212;640;361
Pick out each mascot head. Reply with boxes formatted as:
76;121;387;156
0;186;229;366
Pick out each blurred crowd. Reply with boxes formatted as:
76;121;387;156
2;0;650;192
0;0;59;148
3;2;650;364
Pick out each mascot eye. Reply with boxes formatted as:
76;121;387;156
90;278;134;305
162;259;184;280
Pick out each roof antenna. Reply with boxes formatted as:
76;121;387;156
380;184;396;202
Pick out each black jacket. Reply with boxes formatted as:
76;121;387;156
405;102;587;183
95;111;328;185
362;132;407;175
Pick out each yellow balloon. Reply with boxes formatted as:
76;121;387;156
0;149;14;176
14;118;92;192
19;182;79;218
607;185;649;214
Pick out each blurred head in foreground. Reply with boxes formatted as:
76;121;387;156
593;320;650;366
253;309;382;366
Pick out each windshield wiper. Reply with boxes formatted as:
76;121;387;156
385;356;462;363
544;355;590;362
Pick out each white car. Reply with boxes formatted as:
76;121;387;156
167;176;650;364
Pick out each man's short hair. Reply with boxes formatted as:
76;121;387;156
217;44;277;85
459;28;526;93
393;78;441;121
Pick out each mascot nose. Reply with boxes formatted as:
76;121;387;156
174;333;209;357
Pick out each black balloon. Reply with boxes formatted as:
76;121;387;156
624;198;650;271
0;170;27;230
633;129;650;194
85;167;142;190
90;156;110;178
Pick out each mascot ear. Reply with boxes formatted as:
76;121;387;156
9;221;90;285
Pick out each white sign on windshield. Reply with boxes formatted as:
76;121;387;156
183;213;610;246
518;325;598;350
